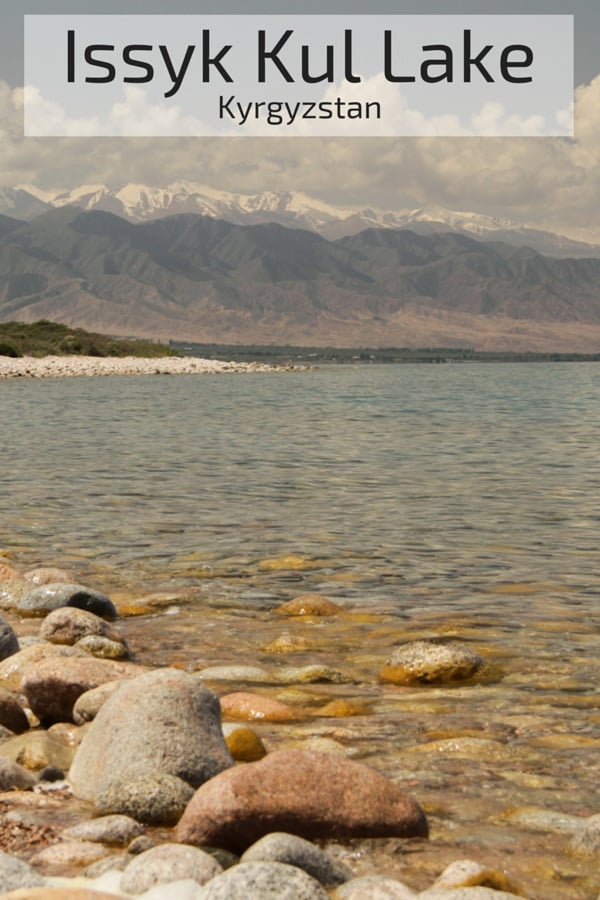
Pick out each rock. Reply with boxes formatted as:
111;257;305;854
380;640;486;685
0;579;31;611
176;749;428;854
275;665;347;685
72;681;123;724
333;875;417;899
0;563;21;582
418;890;525;899
75;635;129;659
39;607;123;646
241;832;351;886
220;692;300;722
222;724;267;762
0;849;46;891
275;595;344;616
0;688;29;733
314;699;369;717
29;840;112;874
569;814;600;857
16;583;116;619
134;880;206;900
62;814;144;846
430;859;521;892
84;854;131;876
0;615;19;661
0;643;87;691
408;737;511;762
22;656;143;724
23;566;72;586
0;756;37;790
198;665;272;683
502;806;583;835
196;861;329;899
0;724;14;742
69;669;234;825
0;729;79;772
120;843;223;894
261;634;311;653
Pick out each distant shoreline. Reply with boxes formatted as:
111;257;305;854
0;355;287;379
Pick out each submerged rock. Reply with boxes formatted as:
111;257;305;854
380;640;486;685
275;594;344;616
222;723;267;762
176;748;428;853
220;692;300;722
69;668;234;825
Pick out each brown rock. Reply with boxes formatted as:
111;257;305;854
220;692;300;722
72;680;122;724
275;595;344;617
223;724;268;762
176;748;428;854
0;643;87;692
39;607;123;647
22;657;144;724
0;688;29;733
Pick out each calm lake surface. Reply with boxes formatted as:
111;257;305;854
1;363;599;897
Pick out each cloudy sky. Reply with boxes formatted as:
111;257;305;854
2;1;600;240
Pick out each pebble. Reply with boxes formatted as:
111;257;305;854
222;723;267;762
62;814;144;846
240;832;352;886
195;860;329;899
120;843;223;894
220;692;300;722
75;635;129;659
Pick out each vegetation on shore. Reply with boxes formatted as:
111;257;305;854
0;321;178;359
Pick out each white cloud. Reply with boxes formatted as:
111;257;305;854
2;75;600;241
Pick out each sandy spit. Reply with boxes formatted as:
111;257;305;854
0;355;294;378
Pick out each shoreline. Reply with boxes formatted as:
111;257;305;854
0;355;297;379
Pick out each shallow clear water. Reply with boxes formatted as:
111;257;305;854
1;363;599;897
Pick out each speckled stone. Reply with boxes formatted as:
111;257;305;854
241;832;352;886
62;814;144;846
380;640;486;685
119;843;223;894
196;861;329;899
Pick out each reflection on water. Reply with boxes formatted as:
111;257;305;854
1;363;599;897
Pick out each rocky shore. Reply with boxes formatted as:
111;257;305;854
0;563;598;900
0;356;291;378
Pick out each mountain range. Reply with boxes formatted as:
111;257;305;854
1;205;600;351
1;182;599;260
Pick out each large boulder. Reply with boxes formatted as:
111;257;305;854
69;668;234;825
176;749;428;854
21;656;144;724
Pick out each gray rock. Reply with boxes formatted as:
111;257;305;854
241;832;351;886
197;861;329;899
62;813;144;846
0;756;37;790
0;849;46;891
84;854;131;877
120;843;223;894
17;582;117;618
334;875;417;899
0;615;19;661
380;640;486;685
40;606;123;646
141;880;207;900
72;679;123;724
69;668;234;824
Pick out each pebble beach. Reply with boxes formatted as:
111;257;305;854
0;356;285;378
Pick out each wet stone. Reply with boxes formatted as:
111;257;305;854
569;813;600;857
275;594;344;616
75;635;129;659
17;583;117;619
222;723;267;762
380;640;486;685
431;859;521;892
220;692;300;722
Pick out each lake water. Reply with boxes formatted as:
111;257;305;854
1;363;599;897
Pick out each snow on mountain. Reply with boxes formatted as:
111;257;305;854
2;181;600;258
